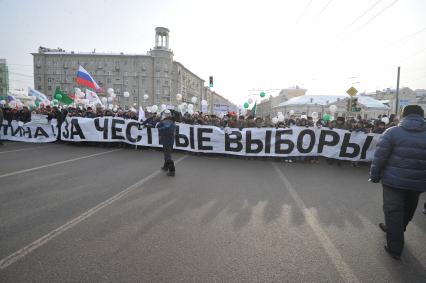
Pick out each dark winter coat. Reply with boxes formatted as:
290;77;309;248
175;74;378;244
157;118;176;147
370;114;426;192
0;107;3;127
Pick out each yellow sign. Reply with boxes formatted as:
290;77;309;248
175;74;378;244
346;86;358;97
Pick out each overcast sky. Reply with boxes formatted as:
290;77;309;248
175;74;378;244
1;0;425;105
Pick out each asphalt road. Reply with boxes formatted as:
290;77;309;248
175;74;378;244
0;141;425;282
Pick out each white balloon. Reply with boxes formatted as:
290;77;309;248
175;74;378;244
381;117;389;124
248;98;253;104
329;105;337;113
188;109;194;115
272;117;278;124
191;96;197;103
187;104;194;110
311;112;318;119
201;100;208;106
289;110;295;115
161;104;167;110
133;103;137;107
101;97;108;104
107;97;113;102
0;100;6;105
110;93;116;99
176;93;182;101
301;115;307;119
182;102;188;108
278;115;285;122
143;94;149;100
277;112;283;116
9;101;17;108
107;88;114;95
108;104;113;110
113;107;118;112
146;106;152;112
123;91;130;98
151;105;158;112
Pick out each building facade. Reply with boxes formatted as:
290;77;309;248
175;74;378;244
32;27;206;110
255;87;307;118
0;59;9;100
363;87;417;115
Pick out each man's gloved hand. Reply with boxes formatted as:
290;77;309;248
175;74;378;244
369;176;380;183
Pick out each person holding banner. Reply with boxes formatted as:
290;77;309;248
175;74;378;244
157;110;176;177
370;105;426;260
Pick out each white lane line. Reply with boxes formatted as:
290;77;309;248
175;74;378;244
0;155;188;270
0;149;121;179
0;145;53;154
272;163;360;283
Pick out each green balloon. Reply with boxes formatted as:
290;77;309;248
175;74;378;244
55;94;62;100
323;114;331;122
243;102;249;109
52;99;58;105
35;101;40;107
260;92;266;97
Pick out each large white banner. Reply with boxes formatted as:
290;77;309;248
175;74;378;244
1;120;58;143
59;117;381;161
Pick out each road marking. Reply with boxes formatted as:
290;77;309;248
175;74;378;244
272;163;360;283
0;145;52;154
0;149;120;179
0;155;188;270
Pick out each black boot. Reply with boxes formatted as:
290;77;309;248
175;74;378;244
166;160;175;177
161;162;168;171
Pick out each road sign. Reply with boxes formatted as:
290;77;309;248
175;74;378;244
346;86;358;97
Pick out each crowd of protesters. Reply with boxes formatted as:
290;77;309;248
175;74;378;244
1;104;402;164
0;104;401;136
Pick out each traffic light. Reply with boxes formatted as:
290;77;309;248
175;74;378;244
209;76;213;88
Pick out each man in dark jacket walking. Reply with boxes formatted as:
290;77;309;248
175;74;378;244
157;110;176;177
370;105;426;260
0;106;3;145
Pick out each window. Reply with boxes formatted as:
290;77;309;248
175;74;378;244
156;64;161;72
107;78;111;83
48;86;52;91
37;77;42;82
133;96;138;102
164;64;169;72
37;85;42;90
47;78;52;83
156;80;161;94
55;77;61;83
142;63;147;71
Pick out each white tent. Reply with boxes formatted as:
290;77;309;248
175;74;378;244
274;95;349;108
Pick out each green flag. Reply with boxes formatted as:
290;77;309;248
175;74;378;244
54;87;73;105
252;102;257;116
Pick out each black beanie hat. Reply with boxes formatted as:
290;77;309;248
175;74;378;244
402;105;424;118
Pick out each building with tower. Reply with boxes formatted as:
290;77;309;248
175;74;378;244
32;27;207;110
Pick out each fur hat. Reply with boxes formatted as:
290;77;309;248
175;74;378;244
402;105;424;118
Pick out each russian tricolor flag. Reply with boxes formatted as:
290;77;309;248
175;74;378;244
76;65;101;90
